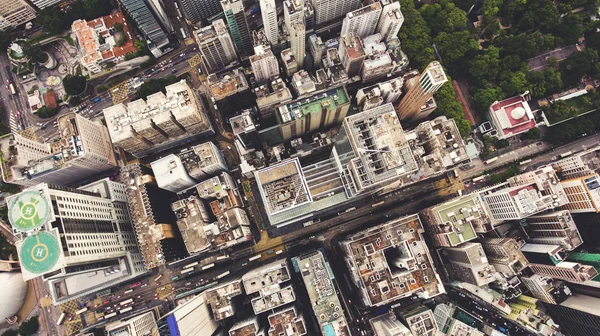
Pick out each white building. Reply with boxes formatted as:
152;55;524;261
242;259;296;314
250;45;279;83
443;242;497;287
260;0;278;44
0;113;117;187
524;210;583;251
0;0;35;31
370;313;411;336
560;174;600;213
195;19;238;74
289;20;306;69
310;0;361;25
178;142;228;180
284;0;305;31
157;294;219;336
151;155;197;192
377;1;403;41
552;154;596;180
340;2;382;38
106;311;159;336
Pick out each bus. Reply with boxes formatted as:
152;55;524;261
248;255;261;262
56;313;66;325
519;159;532;166
250;7;260;15
472;175;487;183
183;261;198;269
154;274;163;282
180;28;188;39
124;289;134;294
120;298;133;306
216;271;230;279
372;201;384;207
119;306;132;314
484;157;498;164
181;267;194;274
275;249;283;255
75;307;88;314
559;151;573;159
202;263;215;270
9;83;16;95
104;312;117;319
172;275;180;281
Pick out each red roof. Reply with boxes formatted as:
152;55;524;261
490;95;536;137
43;91;57;109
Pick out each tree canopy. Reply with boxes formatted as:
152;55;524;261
397;0;434;70
36;106;58;118
419;0;468;36
63;75;87;96
18;316;39;336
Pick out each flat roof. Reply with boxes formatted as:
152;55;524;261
208;67;249;101
255;159;312;216
490;95;536;138
278;87;349;124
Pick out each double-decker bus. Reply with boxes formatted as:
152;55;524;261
120;298;133;306
56;313;66;325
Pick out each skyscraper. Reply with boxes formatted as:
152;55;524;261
289;20;306;68
195;19;238;74
118;0;172;57
222;0;253;57
521;244;598;283
523;210;583;251
308;34;324;67
0;0;36;30
443;242;497;286
377;1;404;41
260;0;278;44
310;0;361;25
179;0;221;23
478;237;529;276
544;294;600;336
250;45;280;82
340;2;382;38
157;294;219;336
397;61;448;121
560;174;600;213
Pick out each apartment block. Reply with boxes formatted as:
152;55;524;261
340;2;382;38
195;19;238;74
284;0;305;31
560;174;600;213
338;33;365;77
340;214;444;307
250;45;279;83
377;1;403;41
260;0;278;44
222;0;253;57
523;210;583;251
0;113;116;187
281;48;298;77
242;259;296;314
289;20;306;68
178;142;228;180
443;243;496;287
104;81;212;157
310;0;361;25
204;280;243;321
0;0;35;31
397;62;447;121
479;237;529;276
151;155;197;192
156;294;219;335
254;79;294;118
356;77;404;110
208;67;250;101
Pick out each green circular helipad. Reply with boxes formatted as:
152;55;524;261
8;190;50;232
19;231;61;275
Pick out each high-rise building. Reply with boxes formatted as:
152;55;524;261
560;174;600;213
242;259;296;314
397;61;447;121
370;313;411;336
260;0;278;43
157;294;219;336
479;238;529;276
284;0;305;31
178;142;228;180
0;113;117;187
9;179;146;304
308;34;324;67
521;243;598;283
553;154;596;180
150;155;197;192
377;1;403;41
443;242;497;287
29;0;58;9
523;210;583;251
251;45;279;83
520;274;571;305
106;311;159;336
195;19;238;74
340;3;382;38
397;306;439;336
179;0;221;23
118;0;172;57
289;20;306;68
338;33;365;77
103;80;213;157
356;77;404;110
311;0;361;25
544;294;600;336
281;48;298;77
0;0;35;30
222;0;253;57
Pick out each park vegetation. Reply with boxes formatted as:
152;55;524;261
36;0;114;35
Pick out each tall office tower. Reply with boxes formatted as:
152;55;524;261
8;179;146;304
370;313;411;336
284;0;305;31
338;33;366;77
195;19;238;74
311;0;361;25
222;0;253;57
250;45;279;83
260;0;278;43
443;242;497;287
377;1;404;41
308;34;324;67
553;154;596;180
157;294;219;336
560;174;600;213
289;21;306;68
0;113;117;187
397;61;448;121
180;0;221;23
118;0;172;57
0;0;36;30
523;210;583;251
340;2;382;38
106;311;159;336
150;155;197;192
544;294;600;336
521;243;598;283
520;274;571;305
479;238;529;276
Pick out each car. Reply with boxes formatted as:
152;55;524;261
117;295;121;299
103;300;110;305
137;295;142;299
185;282;192;286
156;282;161;286
141;283;148;287
154;297;159;300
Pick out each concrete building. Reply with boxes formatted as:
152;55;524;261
204;280;243;321
118;0;172;57
370;313;411;336
360;34;404;83
284;0;305;31
338;33;365;77
397;62;447;121
520;274;571;305
293;250;350;335
291;70;316;96
157;294;218;335
178;142;228;180
8;179;146;305
103;80;212;158
195;172;243;215
521;244;598;283
254;79;294;118
560;174;600;213
250;45;279;83
479;238;529;276
150;155;196;192
208;67;250;101
489;93;537;139
340;214;444;306
397;306;438;336
553;152;597;180
179;0;221;23
340;2;382;38
523;210;583;251
195;19;238;74
309;34;325;68
507;166;568;202
106;311;158;336
267;306;307;336
242;259;296;314
377;1;403;41
289;20;306;68
281;48;298;77
310;0;360;25
356;77;403;110
222;0;253;57
260;0;278;44
0;0;35;31
229;317;265;336
544;294;600;336
0;113;117;187
443;242;497;287
276;86;350;141
255;159;312;216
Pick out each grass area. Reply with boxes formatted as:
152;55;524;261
27;32;54;44
62;34;74;46
546;94;597;124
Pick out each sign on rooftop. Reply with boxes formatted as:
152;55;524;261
8;190;51;232
18;231;63;280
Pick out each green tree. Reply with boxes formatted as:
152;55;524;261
520;127;541;140
433;31;479;72
0;30;12;51
500;71;530;96
473;87;505;111
22;43;48;64
116;34;128;47
36;7;65;35
397;0;435;70
35;106;58;118
83;0;112;20
419;0;468;36
63;75;87;96
545;100;577;122
469;46;500;83
433;81;473;137
1;329;17;336
483;0;503;21
559;13;585;45
561;48;599;86
113;22;124;33
18;316;39;336
518;0;560;32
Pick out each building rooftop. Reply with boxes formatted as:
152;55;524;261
281;49;297;69
242;260;295;314
370;313;411;336
291;70;317;96
208;67;249;101
346;2;382;19
178;142;226;178
293;250;350;336
229;317;262;336
255;159;312;216
278;87;349;124
267;306;307;336
425;61;448;86
507;166;568;203
341;34;365;60
489;94;536;138
398;306;438;336
204;279;243;321
195;172;243;215
230;109;256;136
341;214;444;307
171;196;211;254
150;154;195;192
255;79;293;110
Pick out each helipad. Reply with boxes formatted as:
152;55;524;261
19;231;62;276
8;190;51;232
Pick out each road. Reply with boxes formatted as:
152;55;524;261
0;54;33;133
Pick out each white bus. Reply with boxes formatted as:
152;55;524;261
181;267;194;274
75;307;88;314
519;159;532;166
484;157;498;164
275;249;284;255
120;298;133;306
183;261;198;269
124;289;134;294
56;313;66;325
104;312;117;319
248;254;261;262
154;274;163;282
216;271;230;279
119;306;132;314
202;263;215;270
472;175;487;183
